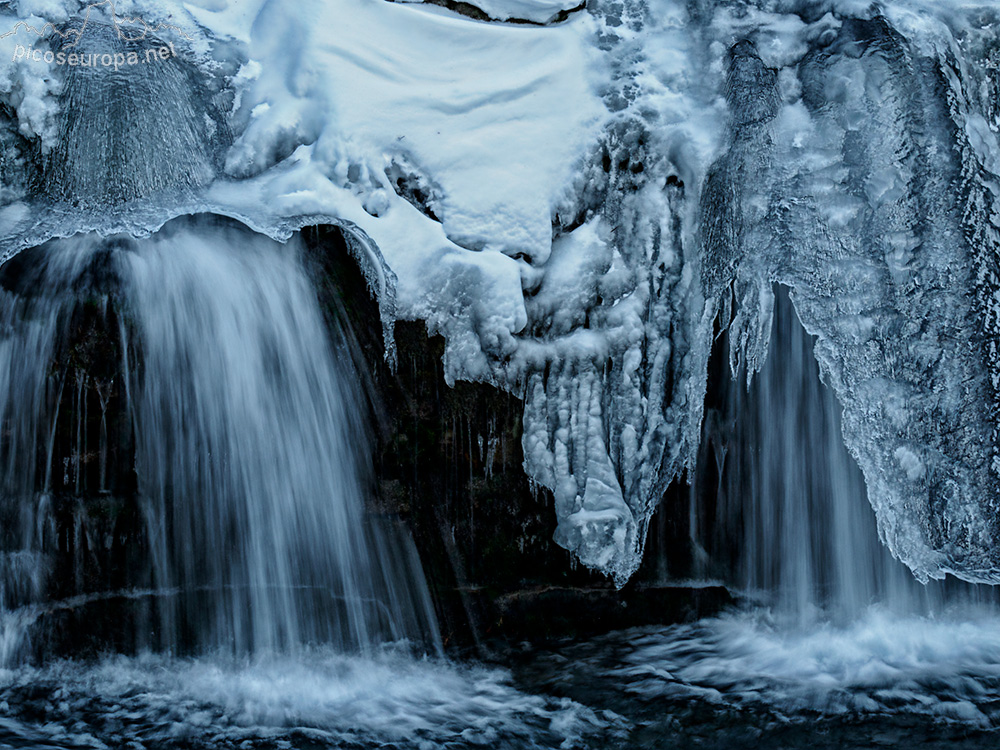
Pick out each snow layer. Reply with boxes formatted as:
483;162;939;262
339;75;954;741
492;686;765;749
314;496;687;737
206;0;605;385
4;0;1000;586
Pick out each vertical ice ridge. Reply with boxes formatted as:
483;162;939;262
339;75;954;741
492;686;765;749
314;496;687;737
701;38;781;384
517;0;717;583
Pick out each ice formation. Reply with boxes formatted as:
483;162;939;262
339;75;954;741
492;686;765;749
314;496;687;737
1;0;1000;585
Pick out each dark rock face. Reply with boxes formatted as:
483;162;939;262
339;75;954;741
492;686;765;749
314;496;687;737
0;245;147;660
302;225;733;654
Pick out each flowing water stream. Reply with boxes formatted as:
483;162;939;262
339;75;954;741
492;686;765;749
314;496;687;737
0;217;440;660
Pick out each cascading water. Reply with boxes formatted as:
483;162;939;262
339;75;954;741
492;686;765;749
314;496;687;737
0;216;440;660
1;226;996;750
691;285;998;621
119;218;438;655
0;8;612;745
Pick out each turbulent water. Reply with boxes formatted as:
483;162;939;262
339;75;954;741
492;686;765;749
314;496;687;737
512;607;1000;749
612;286;1000;739
0;225;980;750
0;647;613;749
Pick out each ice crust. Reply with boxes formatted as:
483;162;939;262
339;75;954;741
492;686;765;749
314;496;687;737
2;0;1000;585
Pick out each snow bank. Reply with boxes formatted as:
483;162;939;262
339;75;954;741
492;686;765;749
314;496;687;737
203;0;605;384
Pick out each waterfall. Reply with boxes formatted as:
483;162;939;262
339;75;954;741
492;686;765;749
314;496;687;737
0;216;439;662
691;285;997;622
569;286;1000;732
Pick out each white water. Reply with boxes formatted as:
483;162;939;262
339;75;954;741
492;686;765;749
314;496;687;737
640;286;1000;722
612;608;1000;723
119;218;438;655
0;222;998;744
0;217;439;660
482;286;1000;739
0;646;612;749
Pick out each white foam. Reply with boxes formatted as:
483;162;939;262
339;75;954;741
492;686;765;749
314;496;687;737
0;648;613;747
611;607;1000;723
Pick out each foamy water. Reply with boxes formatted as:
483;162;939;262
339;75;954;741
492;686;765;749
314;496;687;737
0;647;619;749
601;606;1000;725
3;608;1000;747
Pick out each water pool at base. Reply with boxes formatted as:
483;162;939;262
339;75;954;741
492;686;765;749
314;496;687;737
2;605;1000;749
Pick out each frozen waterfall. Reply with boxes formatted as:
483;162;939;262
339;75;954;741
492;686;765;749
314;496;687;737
520;1;1000;585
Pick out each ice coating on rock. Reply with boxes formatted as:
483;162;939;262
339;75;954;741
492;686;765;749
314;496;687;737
518;1;1000;584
